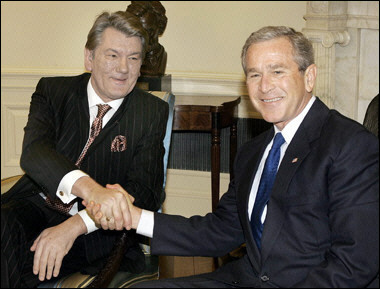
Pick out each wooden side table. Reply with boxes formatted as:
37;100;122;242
172;96;241;212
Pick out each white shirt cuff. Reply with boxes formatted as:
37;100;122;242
57;170;89;203
77;209;99;234
136;209;154;238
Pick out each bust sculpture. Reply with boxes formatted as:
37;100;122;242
127;1;168;76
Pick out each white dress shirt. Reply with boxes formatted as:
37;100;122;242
136;96;316;238
55;78;123;234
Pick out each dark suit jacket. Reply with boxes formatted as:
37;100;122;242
3;73;169;264
151;98;379;287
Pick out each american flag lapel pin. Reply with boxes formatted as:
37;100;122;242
292;157;298;163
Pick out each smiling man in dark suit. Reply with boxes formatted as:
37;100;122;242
89;26;379;288
1;10;168;288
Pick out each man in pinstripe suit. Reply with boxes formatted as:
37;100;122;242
1;11;168;288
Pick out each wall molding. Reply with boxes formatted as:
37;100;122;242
1;68;258;119
303;1;379;116
1;67;247;90
3;103;29;166
169;70;247;96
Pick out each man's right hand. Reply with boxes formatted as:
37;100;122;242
83;183;142;230
72;176;132;230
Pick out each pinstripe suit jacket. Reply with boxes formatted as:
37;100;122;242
4;73;169;264
151;98;379;287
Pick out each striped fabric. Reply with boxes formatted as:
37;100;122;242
11;73;169;263
37;91;175;288
1;85;175;288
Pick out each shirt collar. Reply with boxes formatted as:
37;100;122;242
87;78;124;111
274;96;316;144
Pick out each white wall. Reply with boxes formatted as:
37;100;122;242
1;1;307;76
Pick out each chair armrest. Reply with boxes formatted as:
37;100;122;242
1;175;23;194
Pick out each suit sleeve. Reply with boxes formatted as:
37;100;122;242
20;77;78;198
151;179;246;257
295;129;379;287
124;98;169;212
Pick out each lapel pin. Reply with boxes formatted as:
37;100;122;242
292;157;298;163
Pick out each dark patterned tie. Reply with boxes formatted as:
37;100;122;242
46;104;112;215
250;132;285;249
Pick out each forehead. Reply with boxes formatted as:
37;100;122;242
99;27;142;51
246;37;295;66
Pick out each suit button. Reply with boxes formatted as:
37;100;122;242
232;281;239;285
260;275;269;282
59;191;64;196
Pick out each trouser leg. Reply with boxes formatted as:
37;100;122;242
1;198;47;288
2;196;102;288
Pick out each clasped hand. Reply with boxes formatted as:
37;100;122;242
83;184;136;230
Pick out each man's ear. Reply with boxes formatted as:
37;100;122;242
304;64;317;93
84;48;93;72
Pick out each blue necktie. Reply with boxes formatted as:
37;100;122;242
251;132;285;249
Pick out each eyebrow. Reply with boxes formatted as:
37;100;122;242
247;64;287;73
105;48;119;54
247;68;258;74
129;52;142;56
105;49;141;57
268;64;286;70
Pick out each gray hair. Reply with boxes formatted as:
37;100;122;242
85;11;149;59
241;26;314;74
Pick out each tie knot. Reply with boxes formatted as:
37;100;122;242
96;104;112;119
272;133;285;150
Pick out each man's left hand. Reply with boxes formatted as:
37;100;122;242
30;214;86;281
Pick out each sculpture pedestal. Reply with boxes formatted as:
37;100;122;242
137;74;171;91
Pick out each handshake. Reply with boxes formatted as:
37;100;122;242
82;184;142;231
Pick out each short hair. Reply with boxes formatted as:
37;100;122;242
241;26;314;75
85;11;149;59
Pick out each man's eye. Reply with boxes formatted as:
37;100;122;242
249;74;260;78
129;55;142;61
274;70;283;74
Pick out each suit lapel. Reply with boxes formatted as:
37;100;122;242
75;74;91;157
237;129;274;273
260;98;329;264
260;128;311;263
